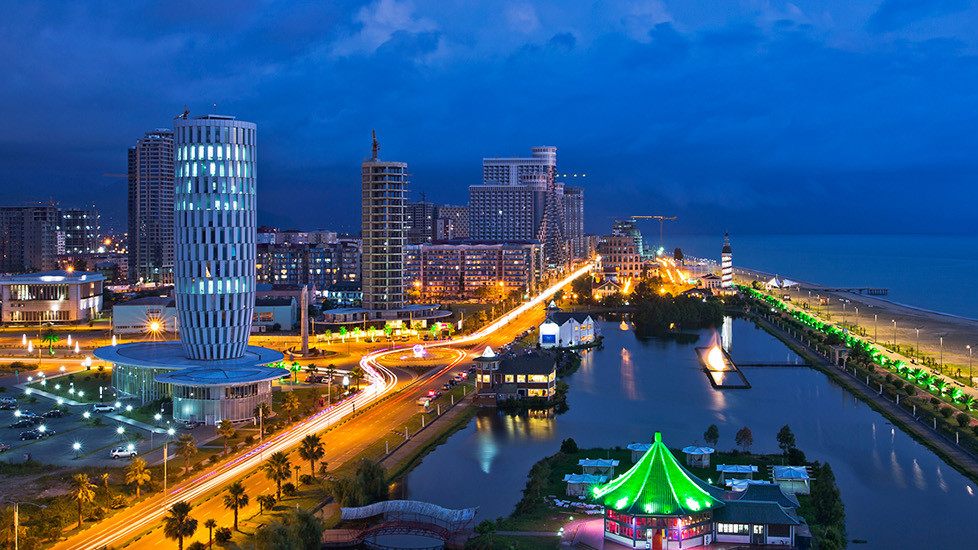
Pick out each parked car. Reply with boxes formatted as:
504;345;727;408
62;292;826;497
109;447;137;459
19;430;42;441
92;404;116;413
36;427;55;437
10;420;33;429
0;403;15;411
42;409;65;418
0;443;9;452
426;390;442;399
181;420;203;429
442;383;451;391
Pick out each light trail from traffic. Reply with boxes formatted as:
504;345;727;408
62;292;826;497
60;261;594;549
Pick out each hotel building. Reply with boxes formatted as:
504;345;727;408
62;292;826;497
361;134;407;314
404;240;542;298
128;129;175;283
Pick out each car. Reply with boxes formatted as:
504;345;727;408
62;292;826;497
42;409;65;418
109;447;137;459
19;430;42;441
426;390;442;399
0;443;9;452
0;403;15;410
442;383;451;391
92;404;116;413
36;427;55;437
181;420;203;429
10;420;33;429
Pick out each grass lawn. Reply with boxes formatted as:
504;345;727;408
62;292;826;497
27;369;115;403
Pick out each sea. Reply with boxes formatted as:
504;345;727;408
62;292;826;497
674;234;978;320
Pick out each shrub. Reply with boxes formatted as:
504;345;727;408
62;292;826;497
187;543;207;550
930;398;941;407
892;380;904;390
971;425;978;437
110;495;128;509
244;435;255;445
904;385;915;396
885;374;893;382
299;474;314;486
214;527;232;543
786;447;807;465
559;438;578;454
940;406;954;419
957;412;971;427
87;507;107;521
283;482;297;497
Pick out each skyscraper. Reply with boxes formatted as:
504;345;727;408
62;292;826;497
0;205;62;272
721;233;733;288
405;200;436;245
128;129;175;283
470;146;566;266
434;205;469;240
563;186;585;260
60;208;100;255
361;133;407;312
173;115;257;360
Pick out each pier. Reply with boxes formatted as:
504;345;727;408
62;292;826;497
695;346;751;389
802;286;889;296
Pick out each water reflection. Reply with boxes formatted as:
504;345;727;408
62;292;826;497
721;316;732;352
620;348;640;401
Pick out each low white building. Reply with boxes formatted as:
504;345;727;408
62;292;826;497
538;312;598;348
771;465;813;495
0;270;105;324
563;474;608;497
252;297;297;330
113;296;177;334
626;442;652;463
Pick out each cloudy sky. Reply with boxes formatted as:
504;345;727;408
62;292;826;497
1;0;976;236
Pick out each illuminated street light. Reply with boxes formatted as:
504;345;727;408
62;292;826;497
116;426;125;434
83;412;90;419
154;414;162;421
167;428;175;436
72;442;81;451
114;401;122;408
126;405;133;412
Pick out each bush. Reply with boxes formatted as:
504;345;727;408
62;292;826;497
904;385;915;396
283;482;297;497
971;425;978;437
215;527;232;544
786;447;807;465
87;507;107;521
893;380;904;390
299;474;314;486
244;435;255;445
110;495;128;509
187;543;207;550
930;398;941;407
940;406;954;419
559;438;578;454
957;412;971;427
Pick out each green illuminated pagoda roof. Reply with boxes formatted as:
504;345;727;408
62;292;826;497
592;432;725;517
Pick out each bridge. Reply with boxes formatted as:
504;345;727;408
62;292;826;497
323;500;478;549
802;286;888;296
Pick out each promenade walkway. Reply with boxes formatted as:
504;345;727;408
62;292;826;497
754;314;978;480
378;393;474;470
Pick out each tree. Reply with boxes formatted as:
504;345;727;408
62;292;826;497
254;402;272;422
98;472;111;503
187;542;207;550
69;473;96;529
203;518;217;549
254;508;323;550
222;481;249;531
282;393;301;422
776;425;796;455
673;248;684;264
176;434;198;474
704;424;719;447
41;329;59;355
163;501;198;550
329;459;388;507
811;462;845;532
217;419;236;455
298;434;325;478
0;506;29;548
257;494;277;514
735;426;753;453
263;452;292;500
323;364;337;404
349;366;365;391
125;457;151;498
474;519;497;546
559;438;578;454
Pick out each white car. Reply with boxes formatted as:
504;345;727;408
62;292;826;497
109;447;137;459
92;404;116;413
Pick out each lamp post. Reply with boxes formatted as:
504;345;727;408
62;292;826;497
915;328;919;362
891;320;896;349
874;314;878;343
842;300;847;329
968;345;973;387
939;336;944;374
163;427;175;508
5;501;46;550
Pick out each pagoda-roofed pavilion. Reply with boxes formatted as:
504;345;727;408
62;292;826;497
592;432;725;549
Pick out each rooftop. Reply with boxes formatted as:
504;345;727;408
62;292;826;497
116;296;174;307
564;474;609;484
547;312;595;326
255;297;294;307
681;446;715;455
579;459;619;468
0;270;106;284
155;365;287;387
93;341;284;370
716;464;759;474
592;432;725;517
772;465;811;480
713;500;800;526
498;354;556;376
736;483;800;509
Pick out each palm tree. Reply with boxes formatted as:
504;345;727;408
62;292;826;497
254;402;271;421
68;473;96;529
176;434;198;474
222;481;249;531
323;364;337;404
125;457;151;498
98;472;110;503
41;328;59;355
282;392;300;422
162;501;198;550
216;419;235;455
256;494;276;514
350;365;365;390
203;518;216;548
298;434;325;478
262;451;292;500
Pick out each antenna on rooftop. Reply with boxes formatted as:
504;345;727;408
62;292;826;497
174;104;189;120
371;130;380;159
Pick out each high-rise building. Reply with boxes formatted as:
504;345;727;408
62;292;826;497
173;115;257;360
361;133;407;312
95;113;283;425
470;146;566;267
404;240;542;298
337;236;361;283
0;205;62;272
721;233;733;288
434;205;469;240
60;208;101;255
128;129;175;283
257;242;341;289
563;186;585;260
612;219;645;259
405;201;436;245
597;234;641;281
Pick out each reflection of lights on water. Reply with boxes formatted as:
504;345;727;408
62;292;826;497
620;348;639;401
721;316;733;352
619;321;629;331
968;485;974;496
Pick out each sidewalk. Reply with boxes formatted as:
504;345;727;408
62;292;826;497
379;394;474;468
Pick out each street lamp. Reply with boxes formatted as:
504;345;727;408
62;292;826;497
939;336;944;374
892;320;896;349
915;328;919;362
874;314;878;342
968;345;973;387
4;500;46;550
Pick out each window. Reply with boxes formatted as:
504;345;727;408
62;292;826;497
516;375;526;383
528;374;548;383
504;375;514;383
717;523;749;535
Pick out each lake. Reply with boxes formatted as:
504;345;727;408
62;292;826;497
404;317;978;548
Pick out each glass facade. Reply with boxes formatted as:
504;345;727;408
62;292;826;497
172;380;272;423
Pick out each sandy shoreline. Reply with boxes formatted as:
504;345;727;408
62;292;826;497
734;266;978;378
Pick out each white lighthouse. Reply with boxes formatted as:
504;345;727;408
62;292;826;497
721;233;733;288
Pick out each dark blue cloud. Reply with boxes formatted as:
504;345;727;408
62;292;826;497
1;0;977;237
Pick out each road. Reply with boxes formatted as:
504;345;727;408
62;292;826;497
51;262;594;549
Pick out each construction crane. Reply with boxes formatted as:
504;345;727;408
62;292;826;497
627;215;677;252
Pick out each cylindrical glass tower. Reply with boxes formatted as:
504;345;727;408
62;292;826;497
173;115;257;360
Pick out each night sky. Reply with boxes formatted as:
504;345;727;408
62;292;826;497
1;1;976;236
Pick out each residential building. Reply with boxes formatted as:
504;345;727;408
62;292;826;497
60;208;101;255
324;281;361;306
538;312;598;348
128;129;175;284
0;269;105;324
597;234;641;281
0;205;63;272
563;186;585;260
612;218;646;259
361;133;407;313
337;236;361;283
256;243;340;289
405;201;436;245
95;113;284;425
473;347;557;406
252;296;297;330
470;146;567;267
256;227;337;245
434;205;469;240
404;240;542;298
